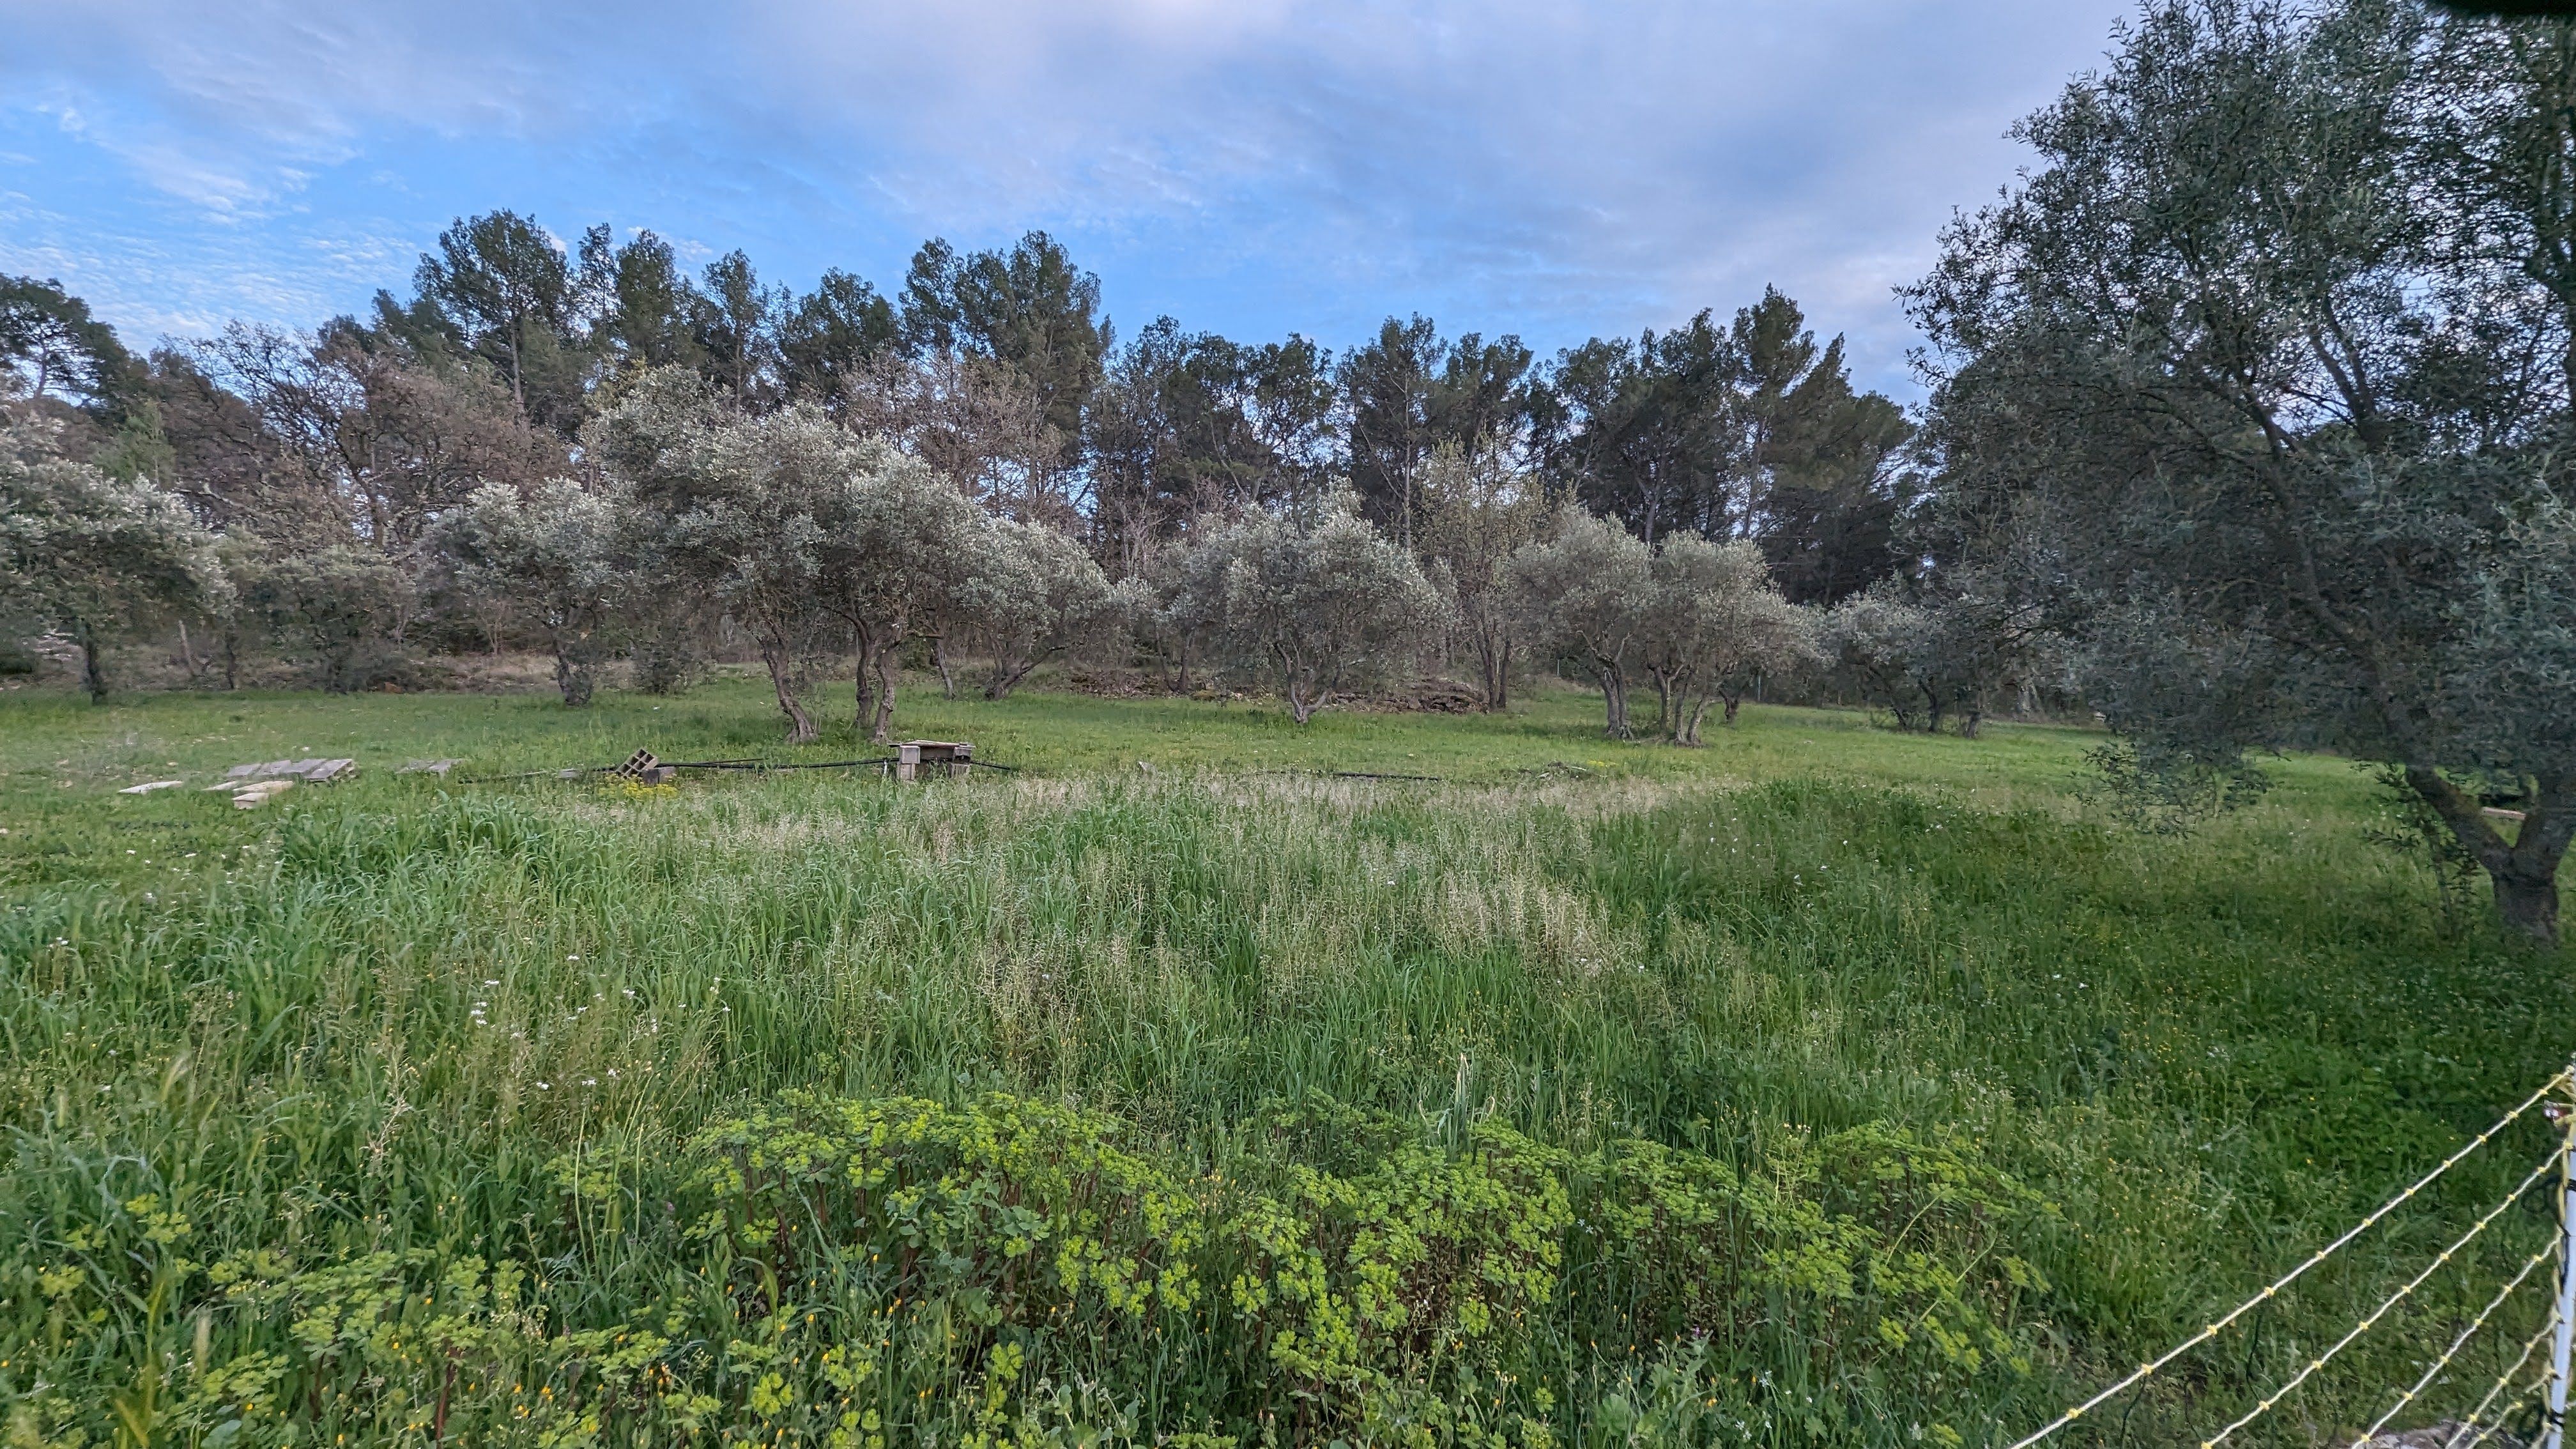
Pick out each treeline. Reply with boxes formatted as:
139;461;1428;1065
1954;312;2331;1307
8;0;2573;946
3;221;2016;742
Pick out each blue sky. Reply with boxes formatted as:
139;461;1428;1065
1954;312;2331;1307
0;0;2132;397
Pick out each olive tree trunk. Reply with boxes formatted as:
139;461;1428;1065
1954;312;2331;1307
985;652;1043;700
1679;694;1715;746
761;641;816;742
177;620;208;684
1276;643;1324;724
1647;664;1687;740
870;646;900;744
850;620;904;743
2407;767;2570;949
553;624;597;707
553;650;595;708
1590;658;1632;739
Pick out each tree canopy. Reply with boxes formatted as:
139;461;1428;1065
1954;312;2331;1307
0;418;226;701
1908;0;2576;943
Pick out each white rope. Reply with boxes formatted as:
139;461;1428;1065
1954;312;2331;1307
2347;1239;2560;1447
2442;1313;2563;1449
2454;1386;2542;1449
2005;1068;2570;1449
2202;1150;2562;1447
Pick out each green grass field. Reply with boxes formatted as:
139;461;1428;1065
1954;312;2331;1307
1;673;2568;1447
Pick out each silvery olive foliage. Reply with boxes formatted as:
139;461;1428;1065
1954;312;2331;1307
1824;575;2041;741
1909;0;2576;943
228;542;413;695
1640;534;1820;746
587;372;1000;742
0;418;227;702
1506;509;1820;743
594;380;882;742
1165;498;1447;723
958;518;1122;701
439;479;641;707
811;445;988;744
1503;507;1658;739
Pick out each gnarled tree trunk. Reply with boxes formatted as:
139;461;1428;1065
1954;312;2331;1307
1590;658;1631;739
762;641;816;742
553;650;594;708
870;645;900;743
1680;693;1715;746
2497;869;2562;947
553;624;596;707
1278;643;1321;724
986;649;1044;700
177;620;206;685
2408;767;2570;949
1648;664;1687;740
850;619;904;742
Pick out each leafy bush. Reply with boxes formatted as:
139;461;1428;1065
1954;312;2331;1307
2;1091;2050;1448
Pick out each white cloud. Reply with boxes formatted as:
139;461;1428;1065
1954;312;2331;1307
0;0;2132;386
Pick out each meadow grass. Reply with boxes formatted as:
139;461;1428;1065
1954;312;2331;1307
0;673;2567;1446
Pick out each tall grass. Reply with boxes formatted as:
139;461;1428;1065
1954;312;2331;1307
1;739;2568;1445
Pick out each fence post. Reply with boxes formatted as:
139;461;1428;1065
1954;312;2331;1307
2546;1066;2576;1449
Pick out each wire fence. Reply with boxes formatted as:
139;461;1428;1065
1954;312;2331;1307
2004;1062;2576;1449
2439;1312;2563;1448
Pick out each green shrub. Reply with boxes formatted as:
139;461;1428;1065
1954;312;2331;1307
2;1091;2056;1448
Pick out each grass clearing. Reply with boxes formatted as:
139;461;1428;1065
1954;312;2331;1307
0;675;2567;1446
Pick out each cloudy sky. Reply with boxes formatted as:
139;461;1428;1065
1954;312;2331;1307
0;0;2132;395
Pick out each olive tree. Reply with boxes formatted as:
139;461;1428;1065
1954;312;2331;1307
1639;534;1819;744
1170;501;1445;723
0;419;226;701
1503;507;1654;737
231;543;414;693
958;518;1119;700
1908;0;2576;942
1823;583;1945;733
813;450;989;742
595;376;992;741
1823;577;2036;739
650;402;864;741
439;479;639;706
